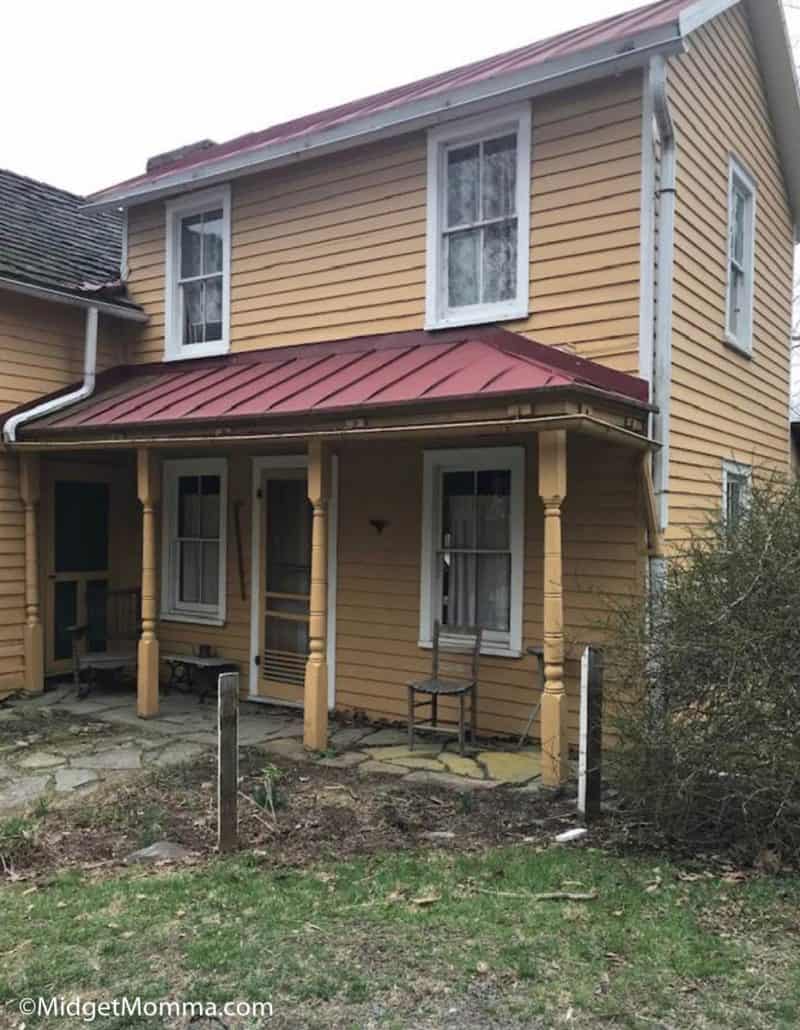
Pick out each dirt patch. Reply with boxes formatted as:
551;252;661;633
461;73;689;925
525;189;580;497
0;748;574;879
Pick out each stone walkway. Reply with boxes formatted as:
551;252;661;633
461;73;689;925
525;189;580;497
0;684;542;812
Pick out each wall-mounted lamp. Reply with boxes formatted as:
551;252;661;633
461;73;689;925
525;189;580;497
369;519;389;534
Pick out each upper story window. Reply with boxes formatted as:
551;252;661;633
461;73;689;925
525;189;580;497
725;158;756;355
165;186;231;361
425;105;531;331
161;458;228;624
722;460;751;529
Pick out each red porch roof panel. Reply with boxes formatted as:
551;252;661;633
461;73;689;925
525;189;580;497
21;327;650;436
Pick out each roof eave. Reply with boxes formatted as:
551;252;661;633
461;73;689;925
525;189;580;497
85;24;686;211
0;276;148;323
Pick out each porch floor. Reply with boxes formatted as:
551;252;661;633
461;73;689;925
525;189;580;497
0;684;544;810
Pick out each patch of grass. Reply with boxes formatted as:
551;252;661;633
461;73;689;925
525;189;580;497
0;846;798;1029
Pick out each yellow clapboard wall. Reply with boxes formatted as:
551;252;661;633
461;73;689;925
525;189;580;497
665;7;794;545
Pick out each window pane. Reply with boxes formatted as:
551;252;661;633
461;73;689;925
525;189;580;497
482;220;517;303
731;187;747;265
447;144;479;227
180;214;203;278
442;552;476;628
476;470;511;549
203;276;223;342
729;266;744;337
182;281;205;345
447;229;480;308
200;475;221;538
202;209;224;274
482;134;516;220
442;471;476;548
477;554;511;632
179;540;202;603
178;476;201;537
201;541;220;605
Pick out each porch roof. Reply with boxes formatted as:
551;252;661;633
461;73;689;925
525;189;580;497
11;326;650;441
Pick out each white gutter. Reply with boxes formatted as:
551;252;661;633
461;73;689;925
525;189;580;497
0;276;147;323
4;306;99;444
650;55;677;533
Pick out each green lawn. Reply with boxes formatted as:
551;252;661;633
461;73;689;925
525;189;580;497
1;845;798;1029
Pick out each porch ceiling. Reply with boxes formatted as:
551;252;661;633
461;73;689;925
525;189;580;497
9;326;651;442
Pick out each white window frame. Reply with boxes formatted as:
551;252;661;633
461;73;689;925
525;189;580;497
425;104;532;331
725;156;757;356
419;446;525;657
161;458;228;626
722;459;752;526
165;185;232;362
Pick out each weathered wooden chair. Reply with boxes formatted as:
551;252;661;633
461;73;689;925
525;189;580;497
407;621;482;755
69;587;141;699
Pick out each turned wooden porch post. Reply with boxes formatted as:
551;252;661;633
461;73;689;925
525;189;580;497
19;454;44;695
538;430;569;786
137;448;160;718
304;439;330;751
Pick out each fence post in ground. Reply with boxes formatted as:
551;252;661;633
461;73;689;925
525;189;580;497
578;646;603;823
218;671;240;854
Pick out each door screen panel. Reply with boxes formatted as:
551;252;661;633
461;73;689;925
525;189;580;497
53;581;78;662
54;481;109;572
263;479;312;689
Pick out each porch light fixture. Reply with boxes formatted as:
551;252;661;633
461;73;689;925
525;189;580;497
369;519;389;534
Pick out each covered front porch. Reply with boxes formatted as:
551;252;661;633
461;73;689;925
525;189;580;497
12;328;659;786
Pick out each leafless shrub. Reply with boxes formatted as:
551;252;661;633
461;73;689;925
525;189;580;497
606;474;800;865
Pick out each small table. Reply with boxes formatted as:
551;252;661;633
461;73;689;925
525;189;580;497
162;654;239;702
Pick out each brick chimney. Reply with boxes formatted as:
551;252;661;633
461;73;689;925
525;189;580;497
146;139;217;174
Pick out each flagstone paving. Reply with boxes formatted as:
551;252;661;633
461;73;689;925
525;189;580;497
0;684;544;812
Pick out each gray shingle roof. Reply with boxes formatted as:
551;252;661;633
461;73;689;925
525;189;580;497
0;168;135;310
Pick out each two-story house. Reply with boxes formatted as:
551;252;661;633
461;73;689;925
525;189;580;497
2;0;797;785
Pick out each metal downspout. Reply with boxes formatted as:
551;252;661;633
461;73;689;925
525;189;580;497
651;55;676;534
3;306;99;444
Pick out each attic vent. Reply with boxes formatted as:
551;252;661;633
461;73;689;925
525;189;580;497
146;139;217;174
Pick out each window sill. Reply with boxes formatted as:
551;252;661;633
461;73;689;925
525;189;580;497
425;302;529;333
417;639;523;659
164;340;230;362
723;333;752;359
160;611;226;628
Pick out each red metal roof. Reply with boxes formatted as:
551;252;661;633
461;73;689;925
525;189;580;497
21;328;649;437
89;0;694;203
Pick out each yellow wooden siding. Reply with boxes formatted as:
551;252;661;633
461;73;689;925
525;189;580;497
124;74;643;375
0;291;126;697
334;434;643;744
665;7;794;545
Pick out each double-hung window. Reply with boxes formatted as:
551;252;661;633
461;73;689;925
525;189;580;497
162;459;228;624
420;447;524;655
725;158;756;354
165;186;231;361
722;460;751;529
426;105;531;330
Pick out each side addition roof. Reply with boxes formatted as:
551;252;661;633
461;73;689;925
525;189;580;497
0;168;142;316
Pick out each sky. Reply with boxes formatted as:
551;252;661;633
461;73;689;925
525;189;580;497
0;0;688;197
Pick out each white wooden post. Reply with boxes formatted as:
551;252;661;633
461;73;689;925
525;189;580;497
578;646;603;822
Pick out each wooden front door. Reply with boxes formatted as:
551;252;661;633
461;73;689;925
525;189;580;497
44;475;111;674
257;471;312;705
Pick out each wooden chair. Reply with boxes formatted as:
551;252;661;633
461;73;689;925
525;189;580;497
407;621;482;755
69;587;141;699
